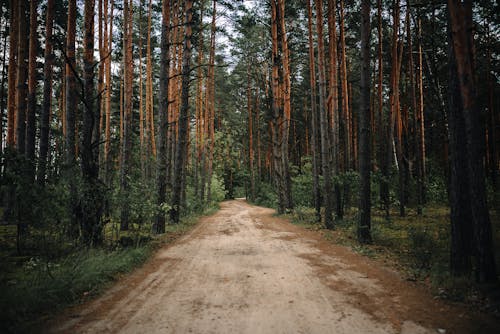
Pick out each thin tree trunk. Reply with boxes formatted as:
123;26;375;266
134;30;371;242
120;0;133;231
278;0;293;211
315;0;334;228
170;0;193;224
146;0;156;158
307;0;321;222
358;0;372;243
104;0;114;181
206;0;216;203
15;0;28;155
38;0;55;185
417;17;426;211
6;0;18;148
25;0;37;169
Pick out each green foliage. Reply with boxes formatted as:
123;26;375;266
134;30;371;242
291;162;314;207
0;246;151;333
253;181;278;209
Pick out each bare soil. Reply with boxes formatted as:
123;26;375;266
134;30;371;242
47;199;499;333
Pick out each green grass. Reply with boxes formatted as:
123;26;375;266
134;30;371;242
288;204;500;303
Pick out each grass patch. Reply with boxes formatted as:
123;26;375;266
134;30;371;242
286;203;500;306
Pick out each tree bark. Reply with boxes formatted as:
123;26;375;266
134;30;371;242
38;0;55;185
25;0;38;168
6;0;18;148
358;0;372;243
15;0;28;155
315;0;334;228
153;0;171;234
170;0;193;224
120;0;133;231
307;0;321;222
448;0;497;283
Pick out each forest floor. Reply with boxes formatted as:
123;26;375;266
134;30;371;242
46;199;499;334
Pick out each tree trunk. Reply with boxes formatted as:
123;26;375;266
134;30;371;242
153;0;171;234
25;0;37;169
278;0;293;211
315;0;334;228
307;0;321;222
104;0;114;184
447;22;472;277
81;0;103;246
358;0;372;243
15;0;28;155
120;0;133;231
170;0;193;224
38;0;55;185
271;0;284;213
6;0;18;148
448;0;497;283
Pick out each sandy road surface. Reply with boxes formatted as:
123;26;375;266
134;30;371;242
48;200;498;334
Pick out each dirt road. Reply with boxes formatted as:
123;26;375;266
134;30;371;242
49;200;498;333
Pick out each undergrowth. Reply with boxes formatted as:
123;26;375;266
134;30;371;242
0;204;217;334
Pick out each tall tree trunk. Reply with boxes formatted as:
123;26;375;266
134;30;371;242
247;64;255;201
170;0;193;224
358;0;372;243
38;0;55;185
15;0;28;155
104;0;114;183
66;0;77;166
315;0;334;228
63;0;78;239
376;0;384;196
447;24;472;276
0;13;7;159
81;0;103;246
278;0;293;211
448;0;497;283
120;0;133;231
146;0;156;158
271;0;284;213
206;0;216;203
416;17;426;212
153;0;171;234
307;0;321;222
25;0;37;169
6;0;18;148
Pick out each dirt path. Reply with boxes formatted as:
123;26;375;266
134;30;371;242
48;200;498;334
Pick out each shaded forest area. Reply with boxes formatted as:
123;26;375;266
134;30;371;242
0;0;499;329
